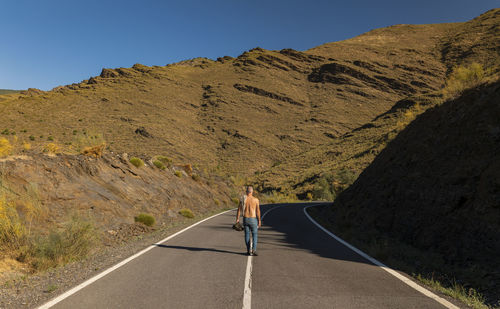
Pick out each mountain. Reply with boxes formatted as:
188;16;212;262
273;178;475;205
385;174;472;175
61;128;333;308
0;89;21;95
1;9;497;188
315;79;500;304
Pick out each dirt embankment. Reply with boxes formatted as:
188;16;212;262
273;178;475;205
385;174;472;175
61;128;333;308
319;80;500;304
0;152;233;243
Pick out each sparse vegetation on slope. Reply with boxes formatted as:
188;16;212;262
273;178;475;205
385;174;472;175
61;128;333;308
134;213;155;227
312;79;500;306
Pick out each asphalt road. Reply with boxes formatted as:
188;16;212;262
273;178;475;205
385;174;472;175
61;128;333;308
44;203;451;309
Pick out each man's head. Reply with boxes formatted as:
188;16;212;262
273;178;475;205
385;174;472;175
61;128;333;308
246;186;253;195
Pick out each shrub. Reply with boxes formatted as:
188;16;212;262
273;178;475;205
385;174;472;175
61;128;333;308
153;160;166;170
443;62;487;99
306;192;313;200
214;199;221;206
231;197;240;205
134;213;155;226
0;196;27;249
47;136;54;141
191;174;201;182
29;135;35;141
179;208;194;218
261;191;298;204
81;144;106;158
312;174;336;201
30;215;98;270
174;170;182;178
337;168;358;187
44;143;61;154
130;157;144;168
23;142;31;150
0;138;13;157
1;129;9;135
156;155;172;167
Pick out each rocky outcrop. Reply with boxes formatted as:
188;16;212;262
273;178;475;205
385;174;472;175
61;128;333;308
0;153;231;231
233;83;304;106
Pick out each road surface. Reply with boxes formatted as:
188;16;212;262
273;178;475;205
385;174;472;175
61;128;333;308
42;203;454;309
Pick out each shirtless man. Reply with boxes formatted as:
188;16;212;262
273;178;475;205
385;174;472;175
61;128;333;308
236;186;261;256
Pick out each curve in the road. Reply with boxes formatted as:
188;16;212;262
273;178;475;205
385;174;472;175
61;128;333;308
37;203;461;309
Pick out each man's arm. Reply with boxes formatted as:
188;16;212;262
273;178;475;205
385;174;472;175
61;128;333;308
256;199;261;227
236;198;241;223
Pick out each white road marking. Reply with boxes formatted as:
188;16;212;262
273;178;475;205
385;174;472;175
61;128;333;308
241;204;287;309
38;209;235;309
303;205;459;309
242;255;253;309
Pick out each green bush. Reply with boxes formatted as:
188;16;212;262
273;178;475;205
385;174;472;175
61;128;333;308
191;174;201;181
312;174;336;201
174;170;182;178
214;199;220;206
179;208;194;218
231;197;240;205
153;160;166;170
129;157;144;168
156;155;172;167
134;213;155;226
29;135;35;141
30;216;98;270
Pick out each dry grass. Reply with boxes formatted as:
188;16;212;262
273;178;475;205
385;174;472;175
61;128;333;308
443;63;489;99
43;143;61;154
29;215;98;270
0;178;98;272
81;144;106;158
0;138;13;157
415;275;496;309
260;191;298;204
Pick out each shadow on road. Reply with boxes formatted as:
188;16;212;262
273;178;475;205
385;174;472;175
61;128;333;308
259;202;373;266
155;244;247;256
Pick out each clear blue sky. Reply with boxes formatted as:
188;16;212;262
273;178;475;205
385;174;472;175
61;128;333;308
0;0;498;90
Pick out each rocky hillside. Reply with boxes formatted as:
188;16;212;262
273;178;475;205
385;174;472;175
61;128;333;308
316;80;500;304
0;9;497;188
0;152;233;244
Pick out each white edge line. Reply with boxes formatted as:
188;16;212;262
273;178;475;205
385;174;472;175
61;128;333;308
303;205;459;309
38;208;235;309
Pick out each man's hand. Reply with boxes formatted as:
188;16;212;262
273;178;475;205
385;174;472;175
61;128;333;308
258;221;261;228
236;218;240;223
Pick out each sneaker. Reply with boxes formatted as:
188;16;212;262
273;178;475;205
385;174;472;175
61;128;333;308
247;250;252;256
252;250;258;256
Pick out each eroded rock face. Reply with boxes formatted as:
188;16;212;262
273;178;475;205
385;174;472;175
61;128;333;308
0;153;231;231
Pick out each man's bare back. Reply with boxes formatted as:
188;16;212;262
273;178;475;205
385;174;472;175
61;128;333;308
244;195;259;218
236;187;261;228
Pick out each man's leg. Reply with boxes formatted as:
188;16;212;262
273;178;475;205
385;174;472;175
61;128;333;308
250;218;258;254
243;219;251;254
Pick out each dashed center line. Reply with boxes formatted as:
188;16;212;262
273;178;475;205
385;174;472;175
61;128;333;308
241;205;287;309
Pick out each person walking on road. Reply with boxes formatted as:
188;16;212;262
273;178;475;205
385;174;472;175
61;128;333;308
236;186;261;256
